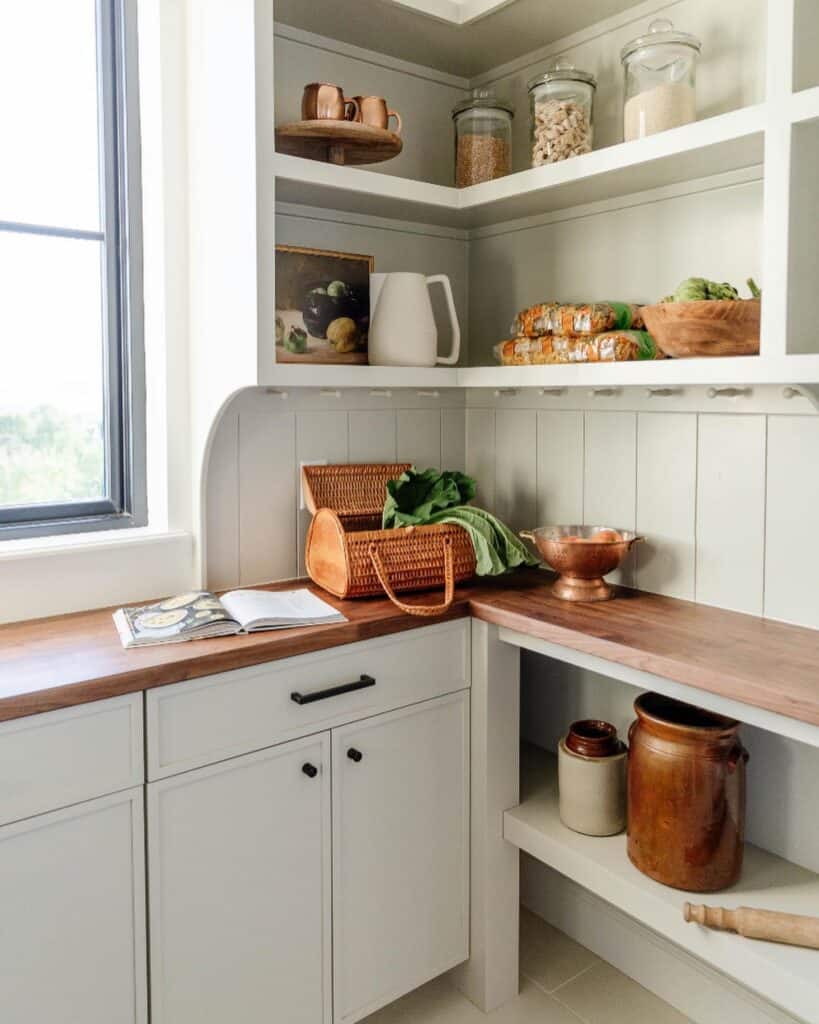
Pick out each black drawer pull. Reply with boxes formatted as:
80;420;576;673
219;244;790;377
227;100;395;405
347;748;363;763
291;674;376;706
302;763;318;778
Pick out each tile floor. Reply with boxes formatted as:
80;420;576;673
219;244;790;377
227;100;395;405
363;908;691;1024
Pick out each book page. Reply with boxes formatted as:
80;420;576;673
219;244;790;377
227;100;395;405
220;588;345;629
115;592;239;646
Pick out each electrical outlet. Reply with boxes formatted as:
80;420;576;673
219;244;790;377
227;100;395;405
299;460;326;511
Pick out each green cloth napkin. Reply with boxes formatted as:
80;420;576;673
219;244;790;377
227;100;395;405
382;468;537;577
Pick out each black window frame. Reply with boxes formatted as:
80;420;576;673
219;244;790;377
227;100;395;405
0;0;146;540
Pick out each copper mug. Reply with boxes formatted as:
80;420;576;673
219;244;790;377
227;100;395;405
302;82;359;121
352;95;402;134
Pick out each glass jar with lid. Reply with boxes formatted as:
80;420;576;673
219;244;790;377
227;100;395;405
528;60;596;166
452;89;513;188
621;19;701;142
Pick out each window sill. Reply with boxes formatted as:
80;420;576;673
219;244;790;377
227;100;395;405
0;528;195;625
0;525;191;561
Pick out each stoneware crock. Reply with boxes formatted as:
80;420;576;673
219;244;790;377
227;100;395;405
627;692;749;892
558;719;628;837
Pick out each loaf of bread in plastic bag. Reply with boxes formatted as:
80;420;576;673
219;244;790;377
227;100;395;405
494;330;661;365
513;301;645;338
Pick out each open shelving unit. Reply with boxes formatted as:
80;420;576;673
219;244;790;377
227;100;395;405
274;106;765;229
506;745;819;1024
187;6;819;1016
262;0;819;399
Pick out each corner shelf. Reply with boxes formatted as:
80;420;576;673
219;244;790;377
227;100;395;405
457;354;819;390
505;745;819;1024
257;357;819;394
274;107;765;230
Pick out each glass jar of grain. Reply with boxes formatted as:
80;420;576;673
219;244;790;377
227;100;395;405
528;61;596;166
452;90;513;188
621;19;701;142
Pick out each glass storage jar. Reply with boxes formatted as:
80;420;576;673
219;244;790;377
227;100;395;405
528;60;596;166
452;89;513;188
621;18;701;142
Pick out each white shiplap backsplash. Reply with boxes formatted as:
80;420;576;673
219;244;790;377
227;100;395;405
466;387;819;630
205;388;466;591
206;383;819;632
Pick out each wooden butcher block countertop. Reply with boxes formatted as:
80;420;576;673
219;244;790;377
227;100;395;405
1;571;818;727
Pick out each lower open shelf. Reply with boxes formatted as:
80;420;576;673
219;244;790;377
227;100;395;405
505;745;819;1023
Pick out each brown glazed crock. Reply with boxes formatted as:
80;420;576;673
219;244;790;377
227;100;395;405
627;692;749;892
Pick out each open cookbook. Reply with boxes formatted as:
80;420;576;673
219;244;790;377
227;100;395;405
113;588;346;648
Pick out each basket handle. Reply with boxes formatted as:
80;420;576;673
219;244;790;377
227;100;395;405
368;536;456;617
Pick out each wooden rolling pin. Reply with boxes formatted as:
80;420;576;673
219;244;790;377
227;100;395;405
684;903;819;950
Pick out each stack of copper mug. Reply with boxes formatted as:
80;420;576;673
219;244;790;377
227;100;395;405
302;82;402;134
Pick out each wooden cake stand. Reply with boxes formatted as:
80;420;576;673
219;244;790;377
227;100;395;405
275;120;403;166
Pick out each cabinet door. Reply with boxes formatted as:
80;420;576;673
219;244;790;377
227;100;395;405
333;691;470;1024
148;733;331;1024
0;788;147;1024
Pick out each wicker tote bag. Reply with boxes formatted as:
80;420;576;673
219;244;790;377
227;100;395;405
302;464;476;617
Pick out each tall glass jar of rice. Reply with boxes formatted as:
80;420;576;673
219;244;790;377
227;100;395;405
621;19;701;142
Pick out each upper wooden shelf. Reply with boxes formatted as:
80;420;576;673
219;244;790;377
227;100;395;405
506;746;819;1024
274;107;765;230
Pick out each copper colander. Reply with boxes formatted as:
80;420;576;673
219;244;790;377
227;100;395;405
520;525;641;602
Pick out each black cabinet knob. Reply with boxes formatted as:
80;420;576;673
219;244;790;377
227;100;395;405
302;762;318;778
347;748;363;763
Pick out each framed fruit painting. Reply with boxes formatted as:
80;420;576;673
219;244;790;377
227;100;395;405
275;245;373;364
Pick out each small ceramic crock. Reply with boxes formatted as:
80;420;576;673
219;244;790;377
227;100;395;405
558;720;628;837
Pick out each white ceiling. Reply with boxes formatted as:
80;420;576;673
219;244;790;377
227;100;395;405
387;0;518;26
273;0;639;78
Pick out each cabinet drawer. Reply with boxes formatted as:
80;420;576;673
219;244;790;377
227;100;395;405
0;694;144;826
146;619;470;780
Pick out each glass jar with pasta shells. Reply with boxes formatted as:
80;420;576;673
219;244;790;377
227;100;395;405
528;61;596;167
452;89;514;188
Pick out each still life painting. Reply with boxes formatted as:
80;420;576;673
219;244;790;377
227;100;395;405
275;245;373;364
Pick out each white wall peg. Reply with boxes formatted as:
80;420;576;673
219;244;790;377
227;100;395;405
707;387;751;399
782;385;819;410
319;389;342;398
494;388;519;398
368;389;393;398
646;388;682;398
265;388;289;399
590;388;620;398
416;390;441;398
540;388;566;397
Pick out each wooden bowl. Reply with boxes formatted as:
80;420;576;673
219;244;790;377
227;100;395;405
641;300;760;358
520;525;641;602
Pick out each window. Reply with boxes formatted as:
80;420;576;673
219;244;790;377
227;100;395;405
0;0;145;539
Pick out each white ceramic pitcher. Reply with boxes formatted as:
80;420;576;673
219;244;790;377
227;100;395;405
369;272;461;367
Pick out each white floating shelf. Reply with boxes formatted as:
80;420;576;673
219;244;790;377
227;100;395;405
505;746;819;1024
791;86;819;125
275;107;765;230
274;153;459;228
261;365;460;389
458;354;819;389
257;357;819;392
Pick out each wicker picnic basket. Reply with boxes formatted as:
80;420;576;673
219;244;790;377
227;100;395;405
303;463;476;617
